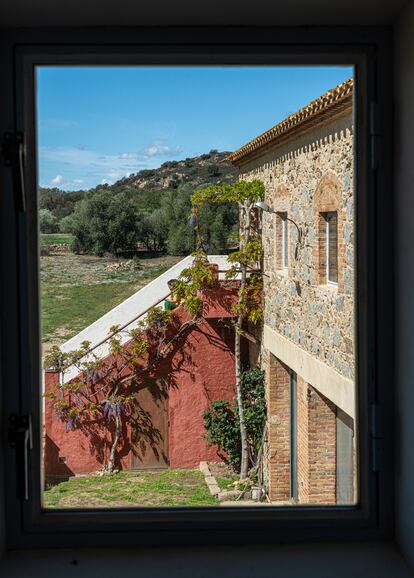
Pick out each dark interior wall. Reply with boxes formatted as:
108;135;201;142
0;0;412;573
394;0;414;569
0;335;4;558
0;0;407;27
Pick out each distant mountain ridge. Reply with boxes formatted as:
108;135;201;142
39;150;238;221
113;149;238;192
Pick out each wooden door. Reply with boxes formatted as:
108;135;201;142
131;378;169;470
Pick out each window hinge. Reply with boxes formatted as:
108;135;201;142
8;414;32;500
370;101;380;171
370;403;382;472
1;132;26;213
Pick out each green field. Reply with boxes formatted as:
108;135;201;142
41;252;181;346
44;470;217;508
41;233;75;246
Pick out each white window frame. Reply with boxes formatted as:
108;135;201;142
325;211;338;286
0;27;393;550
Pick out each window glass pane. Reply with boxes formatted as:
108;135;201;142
327;212;338;284
37;65;356;509
283;217;289;268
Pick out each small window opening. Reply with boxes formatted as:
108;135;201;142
276;212;289;270
325;211;338;285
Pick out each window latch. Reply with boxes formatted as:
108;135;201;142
8;415;32;500
1;132;26;213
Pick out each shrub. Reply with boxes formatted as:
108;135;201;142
203;367;266;472
69;189;140;256
138;208;169;252
207;164;220;177
59;214;75;233
39;209;59;233
168;174;180;189
167;223;194;255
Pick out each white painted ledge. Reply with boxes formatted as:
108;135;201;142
264;324;355;418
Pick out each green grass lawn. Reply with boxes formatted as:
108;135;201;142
42;280;150;343
41;253;182;345
216;476;239;490
41;233;75;246
44;470;218;508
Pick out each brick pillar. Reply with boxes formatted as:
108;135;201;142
308;386;337;504
297;377;310;502
267;353;291;502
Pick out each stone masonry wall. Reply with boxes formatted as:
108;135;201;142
240;112;354;383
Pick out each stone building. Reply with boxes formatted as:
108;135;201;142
229;78;355;504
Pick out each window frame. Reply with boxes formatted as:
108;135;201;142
325;211;339;286
0;26;393;549
282;213;289;270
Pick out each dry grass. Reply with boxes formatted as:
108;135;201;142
41;253;182;347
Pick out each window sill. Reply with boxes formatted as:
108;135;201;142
0;541;410;578
319;282;338;292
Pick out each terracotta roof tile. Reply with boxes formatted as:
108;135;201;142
228;78;353;164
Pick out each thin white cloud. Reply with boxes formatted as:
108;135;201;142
51;175;64;186
143;143;182;157
40;139;183;189
46;174;84;189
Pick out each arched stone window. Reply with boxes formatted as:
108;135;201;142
314;172;344;290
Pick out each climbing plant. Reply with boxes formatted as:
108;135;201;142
44;178;265;478
191;179;265;479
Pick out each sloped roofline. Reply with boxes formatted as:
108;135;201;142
228;78;353;165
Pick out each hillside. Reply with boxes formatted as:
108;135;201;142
116;150;238;192
40;150;238;220
39;150;240;257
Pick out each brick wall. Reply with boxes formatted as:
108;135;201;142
267;353;291;502
308;386;337;504
266;353;338;504
297;376;309;502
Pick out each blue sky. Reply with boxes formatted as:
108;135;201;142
37;66;353;191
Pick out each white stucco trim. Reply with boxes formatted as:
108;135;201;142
264;324;355;418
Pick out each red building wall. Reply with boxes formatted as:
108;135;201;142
44;286;239;479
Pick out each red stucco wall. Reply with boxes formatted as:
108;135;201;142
44;287;239;479
166;318;235;468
